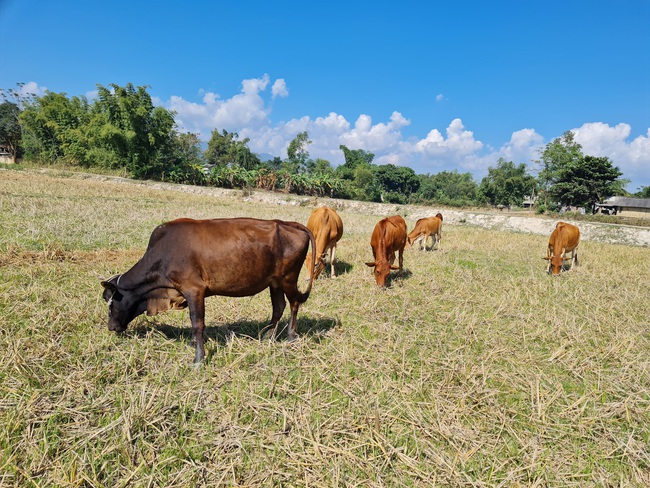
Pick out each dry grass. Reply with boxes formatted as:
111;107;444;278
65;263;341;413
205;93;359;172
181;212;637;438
1;169;649;487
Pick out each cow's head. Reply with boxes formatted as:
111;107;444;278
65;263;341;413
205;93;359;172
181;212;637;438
305;252;325;280
543;248;568;276
101;277;147;332
365;260;399;287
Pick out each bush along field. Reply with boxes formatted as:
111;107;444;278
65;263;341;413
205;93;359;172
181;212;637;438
1;169;649;487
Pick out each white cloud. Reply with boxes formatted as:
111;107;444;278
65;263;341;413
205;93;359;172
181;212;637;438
435;93;444;102
340;111;410;152
5;81;47;105
414;118;483;159
158;76;649;190
572;122;650;189
19;81;47;97
495;128;545;169
168;74;275;138
271;79;288;99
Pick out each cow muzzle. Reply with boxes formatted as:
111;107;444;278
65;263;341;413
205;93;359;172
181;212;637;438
107;320;127;333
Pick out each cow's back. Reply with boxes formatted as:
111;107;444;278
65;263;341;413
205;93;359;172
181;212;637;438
550;222;580;253
372;215;407;256
126;218;311;297
307;207;343;245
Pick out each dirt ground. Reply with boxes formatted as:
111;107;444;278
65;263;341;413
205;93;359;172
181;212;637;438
93;174;650;248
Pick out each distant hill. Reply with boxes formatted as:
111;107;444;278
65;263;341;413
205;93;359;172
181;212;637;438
256;153;277;162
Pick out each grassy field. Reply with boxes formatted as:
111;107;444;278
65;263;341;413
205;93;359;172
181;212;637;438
1;169;649;487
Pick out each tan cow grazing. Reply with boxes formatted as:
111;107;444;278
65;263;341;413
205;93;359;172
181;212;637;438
405;213;443;251
365;215;407;287
543;221;580;275
305;206;344;279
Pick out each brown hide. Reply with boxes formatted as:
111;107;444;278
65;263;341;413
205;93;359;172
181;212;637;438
544;222;580;275
101;218;316;363
406;216;442;251
365;215;407;287
305;207;344;279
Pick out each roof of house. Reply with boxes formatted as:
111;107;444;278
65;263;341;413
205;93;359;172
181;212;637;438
600;196;650;209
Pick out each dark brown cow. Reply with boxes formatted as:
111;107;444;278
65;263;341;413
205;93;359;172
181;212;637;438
101;218;316;363
305;206;344;279
405;214;443;251
543;221;580;275
365;215;407;287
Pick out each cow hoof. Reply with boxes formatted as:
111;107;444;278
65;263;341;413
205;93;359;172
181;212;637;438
260;330;277;342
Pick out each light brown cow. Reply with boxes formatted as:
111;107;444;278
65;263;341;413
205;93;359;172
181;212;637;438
305;206;344;279
365;215;407;287
543;221;580;275
405;213;443;251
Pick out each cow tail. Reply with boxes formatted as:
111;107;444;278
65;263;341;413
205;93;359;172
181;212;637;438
299;226;317;303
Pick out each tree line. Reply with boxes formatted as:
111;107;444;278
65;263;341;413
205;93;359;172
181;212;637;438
1;82;647;210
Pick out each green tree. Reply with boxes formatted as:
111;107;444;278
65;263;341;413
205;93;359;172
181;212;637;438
205;129;260;170
333;145;379;200
313;158;333;174
19;91;91;164
551;155;623;211
286;131;312;173
636;186;650;198
0;101;21;162
417;170;478;206
374;164;420;203
537;131;583;208
336;145;375;180
205;129;237;166
233;140;261;170
157;131;206;184
352;163;381;201
479;158;536;207
89;83;175;178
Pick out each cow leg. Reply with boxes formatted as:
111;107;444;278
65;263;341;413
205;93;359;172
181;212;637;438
287;300;300;342
186;292;206;364
281;279;303;342
330;244;337;277
398;248;404;272
264;285;286;340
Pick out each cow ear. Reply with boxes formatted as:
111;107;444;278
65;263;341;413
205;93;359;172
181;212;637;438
542;257;550;260
101;280;117;292
365;261;376;267
390;265;400;270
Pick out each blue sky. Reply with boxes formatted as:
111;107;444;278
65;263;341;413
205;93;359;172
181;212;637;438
2;0;649;191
